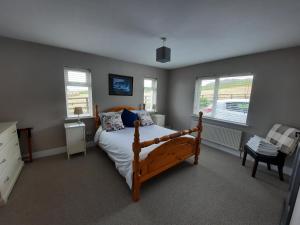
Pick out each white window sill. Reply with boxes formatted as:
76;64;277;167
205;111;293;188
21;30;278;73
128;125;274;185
65;115;95;121
192;114;249;127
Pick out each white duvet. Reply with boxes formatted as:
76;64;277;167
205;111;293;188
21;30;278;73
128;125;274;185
94;125;187;189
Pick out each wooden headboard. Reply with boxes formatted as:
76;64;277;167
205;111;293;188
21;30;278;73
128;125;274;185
94;104;145;129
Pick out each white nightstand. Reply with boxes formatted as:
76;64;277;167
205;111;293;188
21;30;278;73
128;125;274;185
64;122;86;159
151;114;166;127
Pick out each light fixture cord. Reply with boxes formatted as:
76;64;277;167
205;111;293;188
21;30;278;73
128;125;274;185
161;37;167;46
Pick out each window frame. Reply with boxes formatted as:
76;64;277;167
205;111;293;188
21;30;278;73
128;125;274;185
64;67;93;119
143;78;158;112
193;73;254;125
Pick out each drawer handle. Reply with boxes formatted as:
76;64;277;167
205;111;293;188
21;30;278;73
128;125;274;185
18;156;21;161
15;143;19;146
4;176;9;183
12;130;17;134
0;158;6;164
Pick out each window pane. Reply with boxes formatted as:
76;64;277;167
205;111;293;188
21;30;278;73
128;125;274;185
214;76;253;124
143;79;157;111
144;79;152;88
68;70;87;83
66;86;90;116
199;79;215;117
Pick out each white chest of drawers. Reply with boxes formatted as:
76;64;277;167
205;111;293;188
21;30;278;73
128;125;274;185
0;122;24;206
151;114;166;127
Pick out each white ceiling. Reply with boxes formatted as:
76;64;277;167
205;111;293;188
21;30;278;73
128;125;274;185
0;0;300;69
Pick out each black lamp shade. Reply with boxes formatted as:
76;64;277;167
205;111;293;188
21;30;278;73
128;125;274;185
156;46;171;63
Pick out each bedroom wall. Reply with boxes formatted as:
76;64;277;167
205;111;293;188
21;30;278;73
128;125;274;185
0;36;168;152
167;47;300;166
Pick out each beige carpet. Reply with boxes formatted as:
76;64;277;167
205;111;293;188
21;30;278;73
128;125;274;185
0;145;288;225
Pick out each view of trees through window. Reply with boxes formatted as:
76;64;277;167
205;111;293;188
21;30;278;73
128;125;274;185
194;75;253;124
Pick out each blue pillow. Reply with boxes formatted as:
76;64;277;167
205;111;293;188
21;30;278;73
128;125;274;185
121;109;138;127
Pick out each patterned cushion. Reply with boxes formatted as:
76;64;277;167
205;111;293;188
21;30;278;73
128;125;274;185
100;112;124;132
266;124;300;155
136;111;154;126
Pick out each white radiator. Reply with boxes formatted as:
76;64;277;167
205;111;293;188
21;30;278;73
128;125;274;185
202;123;242;151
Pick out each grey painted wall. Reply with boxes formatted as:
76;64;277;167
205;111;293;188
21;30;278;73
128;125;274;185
1;34;299;163
167;47;300;152
0;37;168;152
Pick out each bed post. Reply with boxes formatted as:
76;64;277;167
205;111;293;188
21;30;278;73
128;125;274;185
95;104;100;129
139;103;145;110
194;111;203;165
132;120;141;201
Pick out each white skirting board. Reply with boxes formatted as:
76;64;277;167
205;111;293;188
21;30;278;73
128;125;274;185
29;141;292;175
202;140;293;176
32;146;66;159
30;142;96;159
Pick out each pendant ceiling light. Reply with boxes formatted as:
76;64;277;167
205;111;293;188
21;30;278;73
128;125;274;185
156;37;171;63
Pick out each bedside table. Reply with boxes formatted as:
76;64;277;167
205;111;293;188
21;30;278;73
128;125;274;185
64;122;86;159
151;114;166;127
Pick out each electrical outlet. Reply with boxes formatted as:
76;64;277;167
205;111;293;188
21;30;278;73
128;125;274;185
86;132;94;142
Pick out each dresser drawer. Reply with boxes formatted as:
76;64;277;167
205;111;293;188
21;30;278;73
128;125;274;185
0;150;21;196
0;124;17;152
0;135;20;176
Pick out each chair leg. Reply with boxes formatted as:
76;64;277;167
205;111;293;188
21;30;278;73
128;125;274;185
242;150;247;166
252;160;259;178
278;165;284;181
267;163;271;171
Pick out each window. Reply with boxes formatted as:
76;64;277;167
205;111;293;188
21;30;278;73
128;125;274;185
64;68;93;118
193;74;253;124
143;78;157;112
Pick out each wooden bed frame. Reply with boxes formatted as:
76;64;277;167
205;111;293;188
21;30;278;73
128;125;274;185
95;104;203;201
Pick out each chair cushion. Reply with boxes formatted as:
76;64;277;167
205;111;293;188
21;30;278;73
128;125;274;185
266;124;300;155
246;135;279;156
121;109;138;127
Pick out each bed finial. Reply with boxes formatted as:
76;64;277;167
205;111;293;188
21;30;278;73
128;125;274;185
139;103;145;110
194;111;203;165
132;120;141;201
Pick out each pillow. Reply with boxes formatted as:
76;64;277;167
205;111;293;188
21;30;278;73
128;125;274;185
100;112;124;132
136;110;154;126
121;109;138;127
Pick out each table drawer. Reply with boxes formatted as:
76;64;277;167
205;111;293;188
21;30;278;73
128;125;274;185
0;135;20;176
0;124;17;152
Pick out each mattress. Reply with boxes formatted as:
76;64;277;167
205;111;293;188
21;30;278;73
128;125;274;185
94;125;186;188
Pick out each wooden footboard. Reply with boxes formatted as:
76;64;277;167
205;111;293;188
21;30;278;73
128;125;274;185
132;112;203;201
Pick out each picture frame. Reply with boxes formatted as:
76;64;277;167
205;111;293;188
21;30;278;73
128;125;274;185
109;74;133;96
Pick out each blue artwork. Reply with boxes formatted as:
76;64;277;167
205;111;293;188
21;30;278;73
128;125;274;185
109;74;133;96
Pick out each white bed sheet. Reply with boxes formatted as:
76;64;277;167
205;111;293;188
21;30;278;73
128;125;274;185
94;125;190;189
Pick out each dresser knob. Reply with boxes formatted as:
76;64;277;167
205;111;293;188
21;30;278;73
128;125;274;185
0;143;2;147
0;158;6;164
12;130;17;134
15;143;19;146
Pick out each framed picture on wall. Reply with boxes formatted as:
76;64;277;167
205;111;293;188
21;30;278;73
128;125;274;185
109;74;133;96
